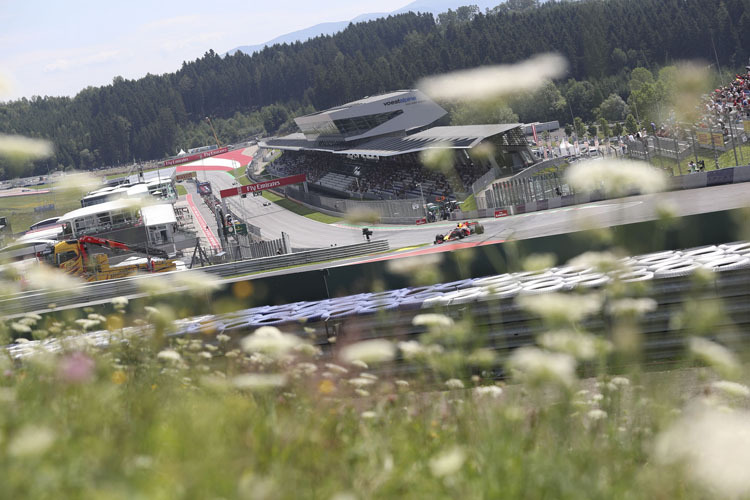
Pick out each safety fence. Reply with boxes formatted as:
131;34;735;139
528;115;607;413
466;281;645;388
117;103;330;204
465;163;750;219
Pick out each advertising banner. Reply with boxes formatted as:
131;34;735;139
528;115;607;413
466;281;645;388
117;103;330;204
176;172;197;181
163;147;229;167
697;131;724;147
494;209;509;218
220;174;307;199
415;218;427;225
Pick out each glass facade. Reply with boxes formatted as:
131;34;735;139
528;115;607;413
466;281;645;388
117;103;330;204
332;110;403;138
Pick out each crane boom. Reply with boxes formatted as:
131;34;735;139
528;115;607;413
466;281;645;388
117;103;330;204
205;117;222;149
77;235;170;259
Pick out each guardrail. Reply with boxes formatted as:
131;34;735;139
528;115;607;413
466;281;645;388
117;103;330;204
0;240;389;317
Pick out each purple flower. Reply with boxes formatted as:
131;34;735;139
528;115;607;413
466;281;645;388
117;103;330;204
58;352;95;384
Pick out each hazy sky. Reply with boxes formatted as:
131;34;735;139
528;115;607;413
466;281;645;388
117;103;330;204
0;0;410;101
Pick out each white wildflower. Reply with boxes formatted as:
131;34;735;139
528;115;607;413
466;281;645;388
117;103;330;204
294;362;318;376
361;411;377;419
0;134;53;160
355;389;370;397
445;378;464;390
538;329;610;360
24;265;83;293
350;359;368;369
516;293;602;325
412;313;454;329
10;323;31;334
324;363;349;374
171;270;223;295
565;159;667;196
395;380;410;389
348;377;375;387
53;171;101;196
523;253;556;272
398;340;427;359
654;406;750;498
157;349;182;363
567;251;624;273
387;253;442;275
419;53;567;101
240;326;304;358
111;296;129;309
474;385;503;398
429;446;467;477
610;376;630;387
712;381;750;398
508;347;577;388
689;337;740;379
74;318;100;331
198;351;212;360
608;298;658;317
359;373;378;381
216;334;230;343
343;207;380;224
293;343;322;357
8;425;56;457
419;145;454;174
231;373;287;390
587;409;608;421
340;339;395;364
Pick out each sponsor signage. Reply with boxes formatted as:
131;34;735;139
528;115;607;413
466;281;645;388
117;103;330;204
494;209;509;218
163;147;229;167
415;218;427;225
220;174;307;199
176;172;197;181
696;131;724;147
383;95;417;106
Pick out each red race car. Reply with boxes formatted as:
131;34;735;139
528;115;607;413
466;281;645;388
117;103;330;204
434;221;482;244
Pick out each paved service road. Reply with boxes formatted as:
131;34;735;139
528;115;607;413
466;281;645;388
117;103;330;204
203;170;750;251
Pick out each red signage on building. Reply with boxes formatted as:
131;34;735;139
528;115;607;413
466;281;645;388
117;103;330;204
494;209;509;218
163;147;229;167
219;174;307;199
415;218;427;225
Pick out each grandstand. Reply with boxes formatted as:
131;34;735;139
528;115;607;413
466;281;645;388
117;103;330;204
260;90;536;202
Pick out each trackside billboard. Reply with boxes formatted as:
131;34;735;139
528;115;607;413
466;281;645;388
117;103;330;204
219;174;307;199
163;147;229;167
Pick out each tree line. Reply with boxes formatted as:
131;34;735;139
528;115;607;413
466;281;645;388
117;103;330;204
0;0;748;179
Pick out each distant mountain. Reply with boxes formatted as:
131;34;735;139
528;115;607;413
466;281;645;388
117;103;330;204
226;0;502;55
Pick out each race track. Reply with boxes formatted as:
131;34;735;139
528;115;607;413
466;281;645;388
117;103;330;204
202;167;750;251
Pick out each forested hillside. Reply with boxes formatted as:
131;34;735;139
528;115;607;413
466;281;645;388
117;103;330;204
1;0;748;178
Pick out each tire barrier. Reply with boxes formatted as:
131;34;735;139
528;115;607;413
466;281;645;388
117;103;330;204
8;241;750;360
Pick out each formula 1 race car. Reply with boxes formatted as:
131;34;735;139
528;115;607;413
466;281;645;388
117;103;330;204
434;221;483;244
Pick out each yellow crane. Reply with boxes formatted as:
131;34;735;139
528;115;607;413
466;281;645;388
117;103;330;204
205;117;222;149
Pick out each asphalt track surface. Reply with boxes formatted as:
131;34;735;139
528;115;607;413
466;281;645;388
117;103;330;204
204;167;750;255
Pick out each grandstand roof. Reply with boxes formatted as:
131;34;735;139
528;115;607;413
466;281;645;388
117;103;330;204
261;123;523;157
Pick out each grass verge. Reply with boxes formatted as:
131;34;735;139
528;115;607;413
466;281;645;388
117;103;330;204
0;190;81;233
262;191;342;223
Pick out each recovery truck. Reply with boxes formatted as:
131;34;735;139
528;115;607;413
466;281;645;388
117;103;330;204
52;235;176;281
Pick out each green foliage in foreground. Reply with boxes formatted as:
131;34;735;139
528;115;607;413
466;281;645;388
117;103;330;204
262;190;342;223
1;247;750;498
175;184;187;196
